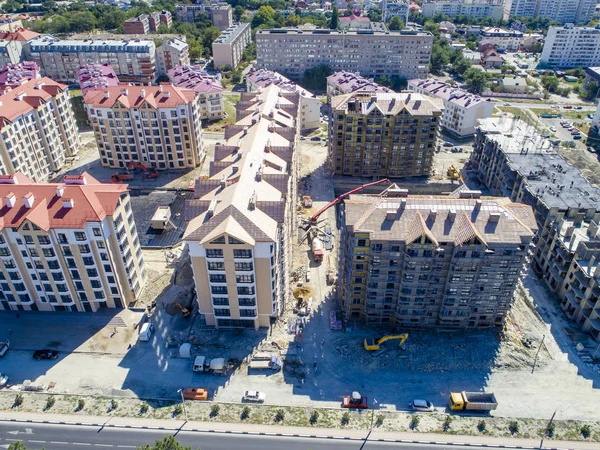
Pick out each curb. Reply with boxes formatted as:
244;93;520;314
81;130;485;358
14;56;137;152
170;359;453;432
0;417;579;449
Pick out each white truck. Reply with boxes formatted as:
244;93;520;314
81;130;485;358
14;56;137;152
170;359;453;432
193;356;232;376
249;353;282;371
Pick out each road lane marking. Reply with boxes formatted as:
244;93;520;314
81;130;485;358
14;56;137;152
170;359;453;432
72;443;91;446
117;446;136;448
94;444;113;447
26;441;46;444
50;441;69;445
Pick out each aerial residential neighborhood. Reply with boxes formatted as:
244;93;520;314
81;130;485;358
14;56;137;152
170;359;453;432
2;0;600;449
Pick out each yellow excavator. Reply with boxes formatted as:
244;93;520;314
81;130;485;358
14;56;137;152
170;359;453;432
447;165;461;180
364;333;409;351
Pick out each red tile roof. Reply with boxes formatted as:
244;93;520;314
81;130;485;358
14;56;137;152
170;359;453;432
0;27;39;41
0;173;127;231
83;83;196;108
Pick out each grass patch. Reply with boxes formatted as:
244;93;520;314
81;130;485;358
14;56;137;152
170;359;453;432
530;108;588;120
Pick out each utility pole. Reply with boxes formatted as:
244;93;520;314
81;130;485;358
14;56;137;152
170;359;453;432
177;389;188;421
532;334;545;373
539;409;557;449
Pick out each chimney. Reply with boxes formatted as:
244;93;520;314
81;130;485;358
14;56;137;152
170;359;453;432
386;210;396;221
62;198;74;209
158;85;163;93
120;88;128;97
475;200;482;210
164;91;170;98
400;198;407;210
140;89;145;98
255;165;263;181
22;192;34;209
243;126;248;136
429;208;437;221
219;176;227;189
232;165;239;174
265;138;271;152
448;208;456;222
249;191;257;210
4;192;15;208
207;199;217;218
55;184;64;198
104;91;110;99
489;212;501;222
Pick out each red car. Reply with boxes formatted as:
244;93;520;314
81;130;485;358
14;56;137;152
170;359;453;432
563;105;573;109
343;391;368;409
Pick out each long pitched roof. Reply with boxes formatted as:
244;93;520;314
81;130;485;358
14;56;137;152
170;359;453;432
332;91;444;116
83;83;196;108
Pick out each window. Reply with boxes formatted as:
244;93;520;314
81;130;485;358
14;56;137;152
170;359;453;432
209;274;227;283
206;249;223;258
86;268;98;278
236;274;254;283
237;286;255;295
37;236;50;245
94;290;105;299
214;309;230;317
357;239;367;247
210;237;226;244
239;298;256;307
83;257;94;266
93;228;102;237
78;244;91;254
57;233;68;244
71;270;80;279
213;297;229;306
51;272;64;281
211;286;228;294
0;248;8;257
233;249;252;259
75;232;86;241
24;236;34;244
207;261;225;271
234;262;253;271
228;236;243;244
91;280;101;289
240;309;256;317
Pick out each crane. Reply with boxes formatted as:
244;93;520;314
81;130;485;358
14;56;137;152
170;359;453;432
364;333;409;351
308;178;392;226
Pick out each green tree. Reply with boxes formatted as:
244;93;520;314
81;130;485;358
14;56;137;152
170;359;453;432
9;443;28;450
530;42;543;53
252;5;276;27
463;67;487;94
423;20;440;36
203;26;221;52
541;75;559;92
233;5;244;21
581;81;599;101
330;6;339;29
367;8;382;22
301;64;333;91
231;70;243;84
285;13;301;27
387;16;404;31
430;43;450;74
188;37;203;61
137;436;191;450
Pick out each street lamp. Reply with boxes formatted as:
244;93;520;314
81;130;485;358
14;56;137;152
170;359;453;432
177;389;188;421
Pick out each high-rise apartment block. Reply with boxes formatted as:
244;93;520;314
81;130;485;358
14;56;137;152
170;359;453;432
256;28;433;81
330;92;444;178
471;117;600;341
124;11;172;34
382;0;410;23
0;28;39;67
183;85;300;329
510;0;595;24
175;3;233;31
168;64;224;121
541;24;600;68
326;71;392;103
83;84;205;170
212;23;251;69
0;172;146;312
246;68;321;130
340;189;536;327
0;77;80;182
422;0;509;21
407;79;495;137
156;38;190;75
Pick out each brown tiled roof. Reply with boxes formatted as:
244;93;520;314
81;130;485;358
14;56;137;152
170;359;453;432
83;84;196;108
0;27;39;41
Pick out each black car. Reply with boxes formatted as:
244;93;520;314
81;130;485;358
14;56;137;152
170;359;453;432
33;349;59;360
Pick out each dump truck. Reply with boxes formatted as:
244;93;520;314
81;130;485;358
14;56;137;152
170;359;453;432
448;391;498;412
312;237;324;262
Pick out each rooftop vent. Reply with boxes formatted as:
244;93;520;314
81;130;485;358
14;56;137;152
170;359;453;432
120;88;128;96
385;210;396;221
475;200;482;210
448;208;456;222
429;208;437;220
55;184;64;198
62;198;74;209
207;199;217;218
489;212;500;223
22;192;34;209
219;176;227;189
4;192;15;208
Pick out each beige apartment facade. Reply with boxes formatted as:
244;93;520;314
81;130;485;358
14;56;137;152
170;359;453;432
184;85;300;329
256;29;433;81
212;23;251;69
0;172;146;312
84;84;205;170
0;77;80;182
340;190;536;328
330;92;444;178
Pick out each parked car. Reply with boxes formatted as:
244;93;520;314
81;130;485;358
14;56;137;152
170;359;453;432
573;134;582;139
139;323;154;342
310;136;321;141
0;373;7;387
503;102;511;106
549;126;557;132
589;114;595;119
443;141;453;147
587;147;596;153
182;388;208;401
33;349;59;360
243;391;266;403
563;105;573;109
575;106;583;110
409;399;435;412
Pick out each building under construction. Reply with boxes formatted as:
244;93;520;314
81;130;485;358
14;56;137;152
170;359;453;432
471;117;600;341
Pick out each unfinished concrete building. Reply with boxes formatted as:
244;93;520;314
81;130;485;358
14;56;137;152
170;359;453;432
471;117;600;341
340;188;536;328
183;85;299;329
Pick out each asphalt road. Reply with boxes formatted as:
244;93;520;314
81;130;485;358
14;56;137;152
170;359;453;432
0;422;534;450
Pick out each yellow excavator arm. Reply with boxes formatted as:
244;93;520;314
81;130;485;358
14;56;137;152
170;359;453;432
364;333;409;351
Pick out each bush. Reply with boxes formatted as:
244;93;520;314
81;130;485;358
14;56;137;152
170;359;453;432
45;396;55;410
341;411;350;425
173;404;183;416
110;399;118;411
77;399;85;411
140;403;149;415
477;420;486;432
581;424;591;438
310;410;319;424
509;420;519;434
210;404;220;417
376;414;384;426
442;415;453;431
546;422;555;437
241;406;251;420
410;415;420;430
275;408;285;422
13;394;23;408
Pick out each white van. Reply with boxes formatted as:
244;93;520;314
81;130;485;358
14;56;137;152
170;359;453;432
409;399;435;412
139;323;154;341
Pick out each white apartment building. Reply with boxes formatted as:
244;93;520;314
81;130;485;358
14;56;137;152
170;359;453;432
541;24;600;68
212;23;251;69
510;0;594;24
183;85;300;329
256;29;433;81
246;68;320;130
422;0;508;21
510;0;538;18
155;38;190;76
382;0;409;23
480;27;523;52
408;78;495;137
0;77;80;182
84;85;205;170
0;172;146;312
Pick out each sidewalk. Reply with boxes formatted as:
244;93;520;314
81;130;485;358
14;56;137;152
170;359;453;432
0;410;597;450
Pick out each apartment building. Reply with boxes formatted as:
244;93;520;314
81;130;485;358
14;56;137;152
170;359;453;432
480;27;523;52
29;36;157;84
183;85;300;329
256;29;433;81
326;71;392;103
510;0;538;18
382;0;410;23
168;64;224;121
0;172;146;312
407;79;494;137
471;117;600;341
156;38;190;75
83;84;205;170
340;189;536;327
0;61;39;87
330;92;444;178
538;0;595;25
541;24;600;68
422;0;508;21
246;68;320;130
0;77;80;182
212;23;251;69
0;27;40;67
124;11;172;34
175;3;233;31
77;63;119;96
